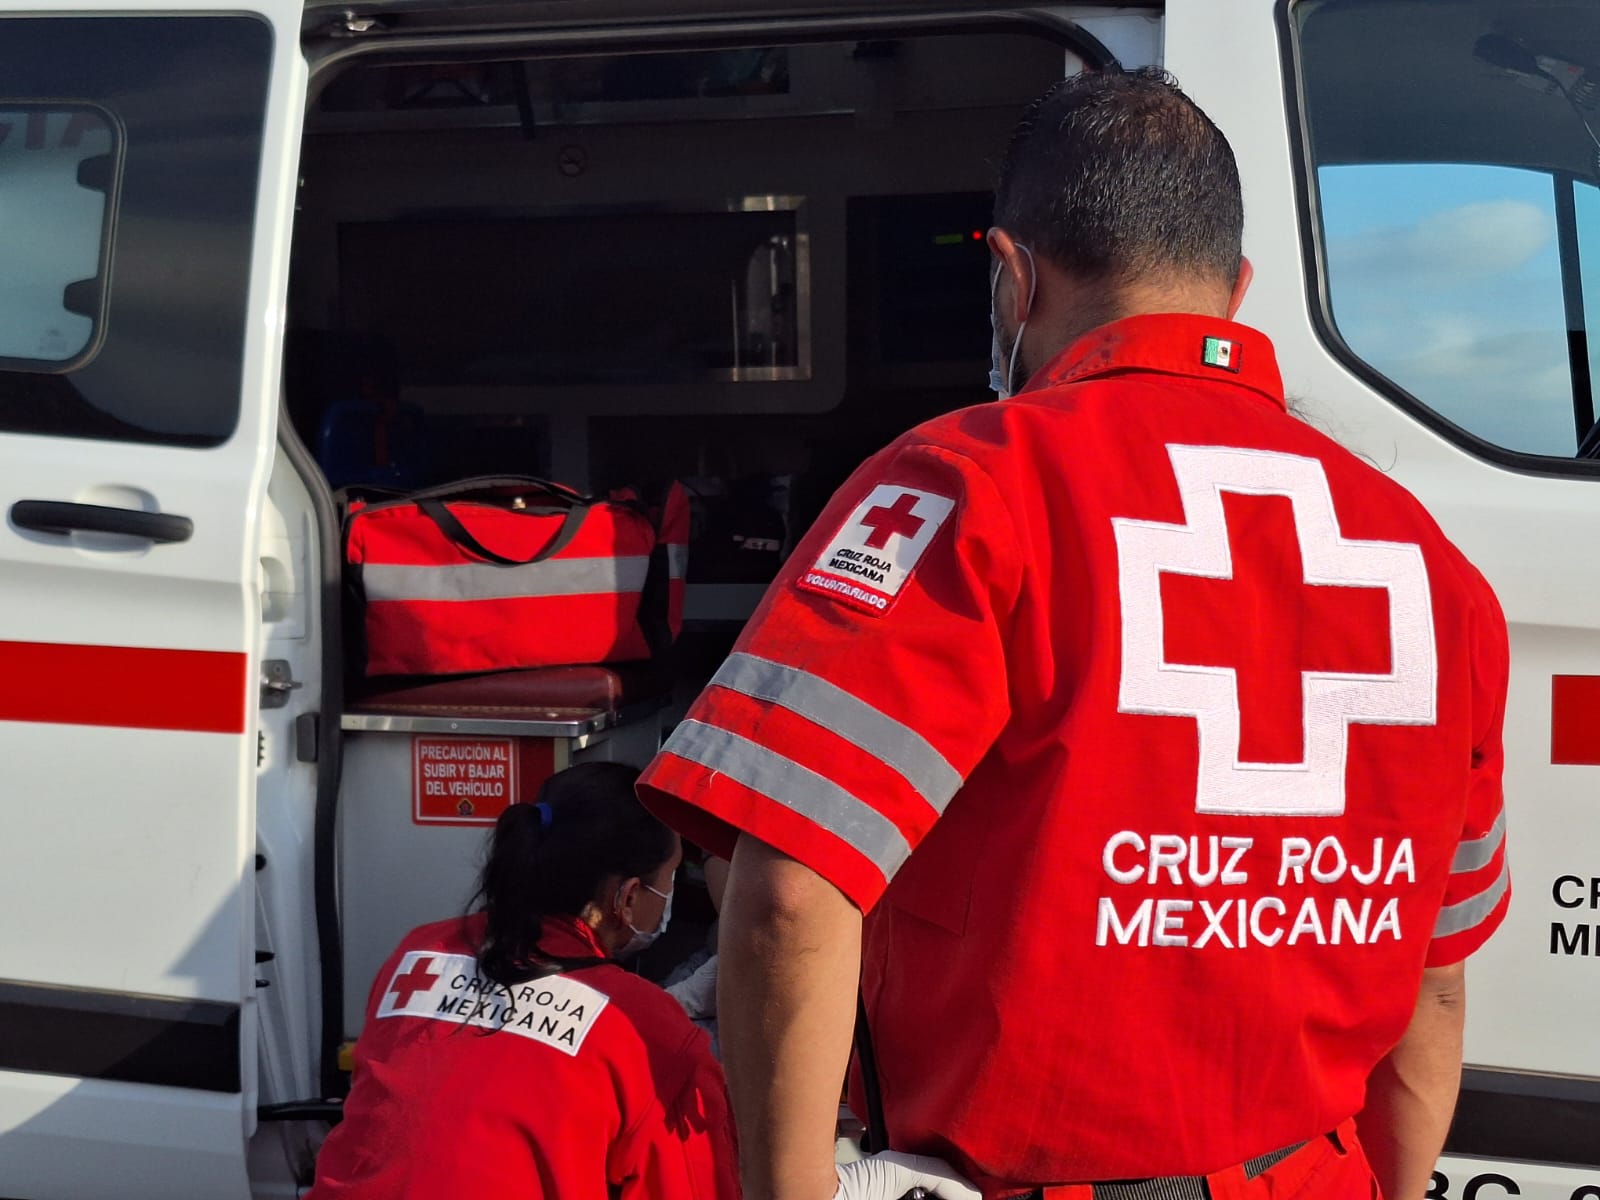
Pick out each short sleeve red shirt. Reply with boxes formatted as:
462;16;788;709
638;314;1510;1191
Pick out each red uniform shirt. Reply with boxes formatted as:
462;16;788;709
307;914;738;1200
639;315;1510;1192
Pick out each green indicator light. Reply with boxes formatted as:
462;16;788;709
932;233;964;246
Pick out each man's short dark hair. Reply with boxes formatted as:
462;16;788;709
995;68;1243;284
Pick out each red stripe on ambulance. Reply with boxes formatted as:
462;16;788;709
1551;675;1600;765
0;640;247;733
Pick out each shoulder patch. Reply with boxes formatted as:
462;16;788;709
797;485;956;616
374;950;609;1057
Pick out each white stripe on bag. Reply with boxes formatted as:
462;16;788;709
363;556;651;602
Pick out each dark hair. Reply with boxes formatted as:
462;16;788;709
994;68;1243;285
471;762;675;986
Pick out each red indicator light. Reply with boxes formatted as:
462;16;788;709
972;230;984;241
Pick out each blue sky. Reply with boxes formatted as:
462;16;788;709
1318;162;1589;456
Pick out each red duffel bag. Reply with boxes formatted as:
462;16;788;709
346;476;688;677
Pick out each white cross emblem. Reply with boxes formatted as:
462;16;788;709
1112;444;1438;817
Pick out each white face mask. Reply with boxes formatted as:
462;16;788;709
616;880;673;958
988;243;1036;399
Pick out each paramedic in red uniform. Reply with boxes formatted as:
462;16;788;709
305;763;738;1200
639;69;1511;1200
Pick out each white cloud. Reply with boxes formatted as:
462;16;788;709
1354;325;1575;455
1320;197;1578;456
1330;200;1554;289
1396;327;1559;383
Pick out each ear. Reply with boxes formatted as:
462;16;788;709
988;227;1036;325
1226;255;1254;320
613;876;642;924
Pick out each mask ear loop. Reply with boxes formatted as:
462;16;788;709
613;880;672;924
988;258;1009;396
1007;244;1038;397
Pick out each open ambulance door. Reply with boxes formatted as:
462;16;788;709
1170;1;1600;1195
0;4;305;1198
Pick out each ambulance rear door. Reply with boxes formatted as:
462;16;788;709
0;4;305;1198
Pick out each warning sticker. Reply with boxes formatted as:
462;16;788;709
798;485;956;616
375;950;609;1057
413;737;518;825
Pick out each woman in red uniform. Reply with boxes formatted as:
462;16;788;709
307;762;738;1200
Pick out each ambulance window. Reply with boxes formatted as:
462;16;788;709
0;107;116;370
1576;181;1600;428
1317;163;1573;457
0;17;271;446
1292;0;1600;462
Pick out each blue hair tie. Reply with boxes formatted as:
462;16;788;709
534;801;553;829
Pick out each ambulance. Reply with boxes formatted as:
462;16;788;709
0;0;1595;1196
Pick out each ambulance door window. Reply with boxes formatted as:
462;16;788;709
0;17;271;446
0;106;115;369
1292;0;1600;463
1317;163;1573;457
1574;180;1600;446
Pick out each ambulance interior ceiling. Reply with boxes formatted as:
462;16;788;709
1299;0;1600;178
286;35;1069;517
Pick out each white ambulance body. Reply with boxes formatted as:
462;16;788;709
0;1;1593;1196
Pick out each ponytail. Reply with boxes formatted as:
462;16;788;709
471;761;674;987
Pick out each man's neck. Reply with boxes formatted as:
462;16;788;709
1020;272;1233;381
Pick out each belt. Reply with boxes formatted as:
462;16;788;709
1022;1139;1309;1200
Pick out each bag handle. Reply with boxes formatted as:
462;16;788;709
418;497;590;567
635;543;673;658
352;475;586;511
631;480;680;660
420;475;585;503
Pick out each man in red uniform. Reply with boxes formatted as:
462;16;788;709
640;70;1509;1200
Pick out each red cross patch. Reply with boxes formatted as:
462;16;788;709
1113;445;1438;817
384;954;443;1010
799;485;955;616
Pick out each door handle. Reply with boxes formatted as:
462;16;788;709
10;500;194;544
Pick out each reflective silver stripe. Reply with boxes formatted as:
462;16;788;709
661;719;911;881
1434;860;1511;940
1452;808;1506;874
667;544;689;580
711;653;962;815
363;556;650;602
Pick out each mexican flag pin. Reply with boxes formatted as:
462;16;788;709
1202;336;1241;373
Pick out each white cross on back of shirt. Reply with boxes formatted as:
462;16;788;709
1112;444;1438;817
